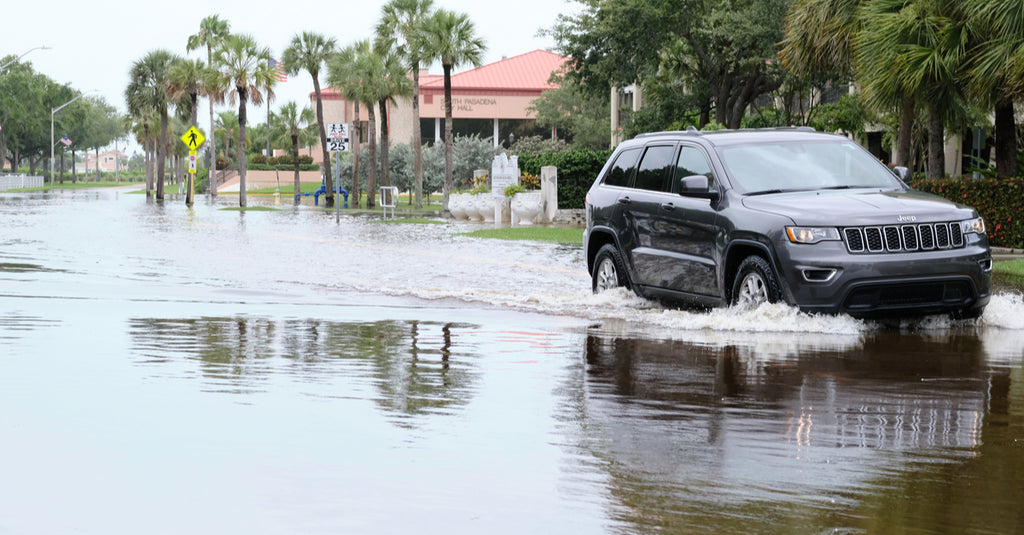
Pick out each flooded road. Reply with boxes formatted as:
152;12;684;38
1;189;1023;534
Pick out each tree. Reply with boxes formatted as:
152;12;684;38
329;40;375;208
372;43;414;192
213;34;277;207
962;0;1024;178
275;101;315;203
420;8;486;212
549;0;786;130
187;14;231;195
856;0;969;179
126;49;179;199
528;71;610;149
283;32;338;206
166;58;209;128
376;0;436;208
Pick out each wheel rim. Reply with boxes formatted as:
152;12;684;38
594;257;619;293
737;272;768;306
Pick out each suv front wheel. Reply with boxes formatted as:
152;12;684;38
592;244;631;294
732;256;782;307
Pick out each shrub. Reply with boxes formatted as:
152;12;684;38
252;153;268;165
298;155;314;165
276;154;294;165
912;177;1024;248
516;149;611;209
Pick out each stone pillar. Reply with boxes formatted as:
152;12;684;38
540;165;558;224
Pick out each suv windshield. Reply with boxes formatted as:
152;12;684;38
718;139;900;194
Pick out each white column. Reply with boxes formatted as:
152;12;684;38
493;118;499;148
435;118;441;144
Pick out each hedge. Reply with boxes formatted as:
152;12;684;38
912;177;1024;248
517;149;611;209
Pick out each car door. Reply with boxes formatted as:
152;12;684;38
621;144;679;289
649;144;722;297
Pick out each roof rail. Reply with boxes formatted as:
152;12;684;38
635;126;704;139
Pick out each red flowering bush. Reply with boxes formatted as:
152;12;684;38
912;177;1024;248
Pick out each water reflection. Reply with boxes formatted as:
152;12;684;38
579;330;1022;534
128;316;479;422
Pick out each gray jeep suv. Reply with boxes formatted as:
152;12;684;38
584;128;992;318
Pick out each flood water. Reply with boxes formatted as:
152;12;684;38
2;189;1023;534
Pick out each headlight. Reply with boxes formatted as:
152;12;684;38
786;227;841;244
961;217;985;235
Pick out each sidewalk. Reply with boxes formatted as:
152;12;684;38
992;247;1024;260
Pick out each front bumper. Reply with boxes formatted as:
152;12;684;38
775;237;992;317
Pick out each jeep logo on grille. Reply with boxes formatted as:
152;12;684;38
897;215;917;223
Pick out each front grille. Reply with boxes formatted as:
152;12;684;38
843;221;965;254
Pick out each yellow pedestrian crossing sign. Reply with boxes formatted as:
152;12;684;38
180;126;205;151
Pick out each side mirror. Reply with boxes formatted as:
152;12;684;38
679;174;719;200
892;166;910;182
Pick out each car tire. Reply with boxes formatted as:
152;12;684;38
592;244;631;294
731;255;782;307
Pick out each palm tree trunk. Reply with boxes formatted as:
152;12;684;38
443;63;454;212
157;109;168;200
994;97;1016;179
926;103;944;179
379;99;390;188
412;63;423;209
292;133;300;204
894;95;914;168
238;89;248;207
353;103;361;209
367;101;378;210
208;44;217;197
313;75;333;208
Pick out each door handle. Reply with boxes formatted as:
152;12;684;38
617;197;631;205
661;203;675;211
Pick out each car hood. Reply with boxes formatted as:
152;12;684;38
741;188;976;226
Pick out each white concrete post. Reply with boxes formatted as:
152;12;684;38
540;166;558;224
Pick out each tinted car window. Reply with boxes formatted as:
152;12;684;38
674;146;715;190
603;147;642;187
634;145;675;192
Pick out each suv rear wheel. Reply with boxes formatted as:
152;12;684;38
592;244;630;294
732;256;781;307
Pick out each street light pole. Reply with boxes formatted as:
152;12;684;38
1;46;51;72
51;92;93;186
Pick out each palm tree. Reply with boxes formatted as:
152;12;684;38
283;32;338;207
329;40;374;209
376;0;435;208
420;9;485;211
215;109;239;187
275;101;315;203
213;34;277;207
857;0;968;179
373;44;414;191
166;58;208;127
963;0;1024;178
187;14;230;196
126;49;179;200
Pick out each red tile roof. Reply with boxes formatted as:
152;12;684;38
317;49;567;100
421;49;566;93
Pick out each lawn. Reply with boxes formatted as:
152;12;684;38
993;258;1024;292
458;226;584;245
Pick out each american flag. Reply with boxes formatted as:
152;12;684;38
60;136;72;146
270;59;288;83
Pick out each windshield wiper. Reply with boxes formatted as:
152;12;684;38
746;188;805;196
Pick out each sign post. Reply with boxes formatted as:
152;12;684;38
180;126;206;207
327;123;350;223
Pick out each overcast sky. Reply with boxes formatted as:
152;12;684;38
4;0;580;150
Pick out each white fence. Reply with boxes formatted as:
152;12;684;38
0;174;44;191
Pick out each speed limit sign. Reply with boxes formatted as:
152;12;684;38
327;123;350;153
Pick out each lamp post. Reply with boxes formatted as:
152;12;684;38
1;46;51;72
51;92;93;186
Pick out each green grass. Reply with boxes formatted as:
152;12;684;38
249;182;323;195
5;180;144;192
993;258;1024;292
370;217;448;225
458;226;584;245
219;206;280;212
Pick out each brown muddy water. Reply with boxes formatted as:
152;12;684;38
1;189;1022;534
